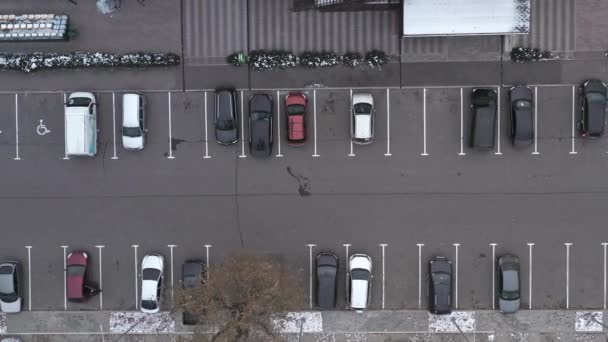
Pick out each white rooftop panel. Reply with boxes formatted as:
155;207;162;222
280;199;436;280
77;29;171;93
402;0;530;36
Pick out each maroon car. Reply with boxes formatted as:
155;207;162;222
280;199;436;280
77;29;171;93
66;251;88;302
285;93;307;146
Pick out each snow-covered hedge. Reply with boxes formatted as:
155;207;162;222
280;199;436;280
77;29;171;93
510;47;554;63
233;50;390;71
248;50;297;71
0;52;181;72
341;52;364;67
299;52;340;68
364;50;389;67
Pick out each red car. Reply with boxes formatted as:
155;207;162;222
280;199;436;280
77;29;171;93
66;251;88;302
285;93;307;146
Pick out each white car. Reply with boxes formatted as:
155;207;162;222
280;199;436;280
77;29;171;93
140;254;164;313
347;254;372;312
351;93;375;145
122;93;146;150
0;262;21;313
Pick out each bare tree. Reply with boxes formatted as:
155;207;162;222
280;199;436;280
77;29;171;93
176;254;305;342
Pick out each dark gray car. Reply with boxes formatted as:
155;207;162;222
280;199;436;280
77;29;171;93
497;254;520;313
470;88;497;149
215;88;238;145
182;260;206;325
316;252;338;309
579;79;607;138
248;94;274;157
429;256;452;315
509;86;534;146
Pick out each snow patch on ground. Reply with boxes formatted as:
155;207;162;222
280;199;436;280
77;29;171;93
575;311;603;332
109;312;175;333
428;311;475;332
273;311;323;333
0;313;6;333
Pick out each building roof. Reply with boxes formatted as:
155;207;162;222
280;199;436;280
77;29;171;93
402;0;530;36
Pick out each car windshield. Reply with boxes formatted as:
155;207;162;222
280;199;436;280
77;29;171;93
354;103;372;115
516;100;532;109
66;265;85;276
501;290;520;300
67;97;91;107
217;120;235;130
288;104;305;115
141;299;158;310
142;269;161;281
587;93;607;103
0;273;14;295
350;269;369;280
122;126;141;138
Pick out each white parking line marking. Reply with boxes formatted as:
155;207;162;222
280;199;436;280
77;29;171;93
95;245;104;309
276;90;283;157
385;89;391;156
532;87;539;155
25;246;31;311
528;242;534;309
168;244;177;307
343;244;351;288
417;243;423;309
380;243;388;309
239;91;246;158
204;244;211;282
14;93;20;160
421;88;428;156
62;93;69;160
132;245;139;310
61;245;68;310
570;85;577;154
603;242;608;310
453;243;460;309
312;90;319;157
490;243;497;310
565;242;572;309
495;87;502;155
203;92;211;159
307;244;316;309
167;92;175;159
348;89;354;157
111;93;118;160
459;88;465;156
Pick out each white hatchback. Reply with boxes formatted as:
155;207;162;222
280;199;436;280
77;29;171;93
351;93;375;145
122;93;146;150
140;254;164;313
347;254;372;312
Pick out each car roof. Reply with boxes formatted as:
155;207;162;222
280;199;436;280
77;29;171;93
354;115;372;139
288;115;305;140
122;93;141;128
316;263;337;308
513;107;533;140
216;90;235;120
473;106;496;148
350;279;369;309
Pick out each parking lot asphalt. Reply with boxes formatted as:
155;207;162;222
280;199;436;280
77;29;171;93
1;84;608;315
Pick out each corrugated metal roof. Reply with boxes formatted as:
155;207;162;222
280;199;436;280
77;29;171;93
403;0;530;36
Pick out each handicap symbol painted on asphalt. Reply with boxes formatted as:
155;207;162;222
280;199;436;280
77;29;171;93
36;119;51;136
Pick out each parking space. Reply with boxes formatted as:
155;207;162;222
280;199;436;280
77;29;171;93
17;93;65;161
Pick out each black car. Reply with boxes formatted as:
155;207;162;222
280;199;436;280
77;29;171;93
579;79;607;138
429;256;452;315
497;254;520;314
215;88;238;145
181;260;206;325
509;86;534;146
248;94;274;157
316;252;338;309
470;88;497;149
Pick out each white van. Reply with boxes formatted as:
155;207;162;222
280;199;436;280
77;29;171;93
122;93;146;150
65;92;97;157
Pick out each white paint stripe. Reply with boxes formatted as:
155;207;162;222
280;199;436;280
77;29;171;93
532;87;539;155
385;89;391;156
132;245;139;310
490;243;497;310
204;244;211;282
61;245;68;310
111;93;118;160
25;246;31;311
276;90;283;157
203;92;210;159
307;244;315;309
453;243;460;309
14;93;20;160
459;88;465;156
167;92;175;159
570;85;577;154
239;91;246;158
603;243;608;310
62;93;69;160
380;243;388;309
528;242;534;309
565;242;572;309
421;88;428;156
348;89;354;157
168;244;177;306
495;87;502;155
312;90;319;157
95;245;104;309
417;243;423;309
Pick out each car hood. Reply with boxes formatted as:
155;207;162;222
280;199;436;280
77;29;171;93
142;255;164;271
585;79;607;94
349;255;371;271
352;93;374;106
498;298;520;313
216;127;238;144
0;297;21;313
350;279;369;309
250;95;272;113
123;136;144;150
510;86;533;101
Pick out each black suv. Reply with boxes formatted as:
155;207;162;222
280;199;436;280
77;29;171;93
215;88;238;145
316;252;338;309
248;94;274;157
470;88;497;149
429;256;452;315
579;79;607;138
